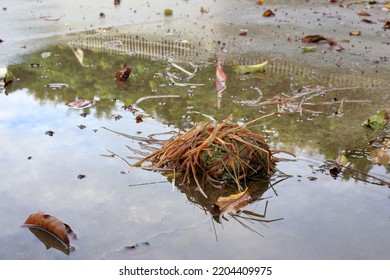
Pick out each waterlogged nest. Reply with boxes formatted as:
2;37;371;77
134;114;277;197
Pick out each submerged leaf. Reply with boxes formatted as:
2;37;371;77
22;212;77;248
233;61;268;74
215;188;252;216
363;108;390;130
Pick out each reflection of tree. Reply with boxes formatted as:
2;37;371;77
6;43;389;183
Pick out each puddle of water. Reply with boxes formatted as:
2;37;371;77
1;37;389;260
1;0;390;260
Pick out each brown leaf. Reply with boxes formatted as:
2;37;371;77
301;35;328;43
135;115;143;123
115;63;132;81
215;188;252;216
357;11;371;16
22;212;77;247
361;18;375;24
384;21;390;30
239;29;248;36
263;9;275;17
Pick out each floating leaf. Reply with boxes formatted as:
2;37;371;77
67;99;92;109
302;46;317;53
256;0;265;5
115;63;132;81
357;11;370;16
164;9;173;16
22;212;77;249
361;18;375;24
239;29;248;36
216;63;227;91
233;61;268;74
215;188;252;216
301;35;328;43
263;9;275;17
135;115;143;123
329;154;349;176
363;108;390;130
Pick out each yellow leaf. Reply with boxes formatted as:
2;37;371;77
215;188;252;215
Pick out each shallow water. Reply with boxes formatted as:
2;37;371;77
1;0;389;260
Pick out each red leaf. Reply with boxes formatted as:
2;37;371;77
216;64;227;92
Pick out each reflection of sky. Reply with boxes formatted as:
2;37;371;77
1;88;390;259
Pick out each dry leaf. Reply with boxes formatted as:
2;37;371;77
301;35;328;43
357;11;371;16
263;9;275;17
329;154;349;176
256;0;265;5
22;212;77;248
215;188;252;216
115;63;132;81
361;18;375;24
135;115;143;123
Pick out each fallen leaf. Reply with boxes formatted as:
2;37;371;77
361;18;375;24
263;9;275;17
67;99;92;109
114;0;121;6
349;31;361;36
302;46;317;53
216;63;227;91
384;21;390;30
301;35;328;43
77;124;86;129
363;108;390;130
135;115;143;123
115;63;132;81
357;11;371;16
22;212;77;249
256;0;265;5
77;174;86;179
233;61;268;74
164;9;173;16
239;29;248;36
215;188;252;216
329;153;349;176
200;6;209;13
